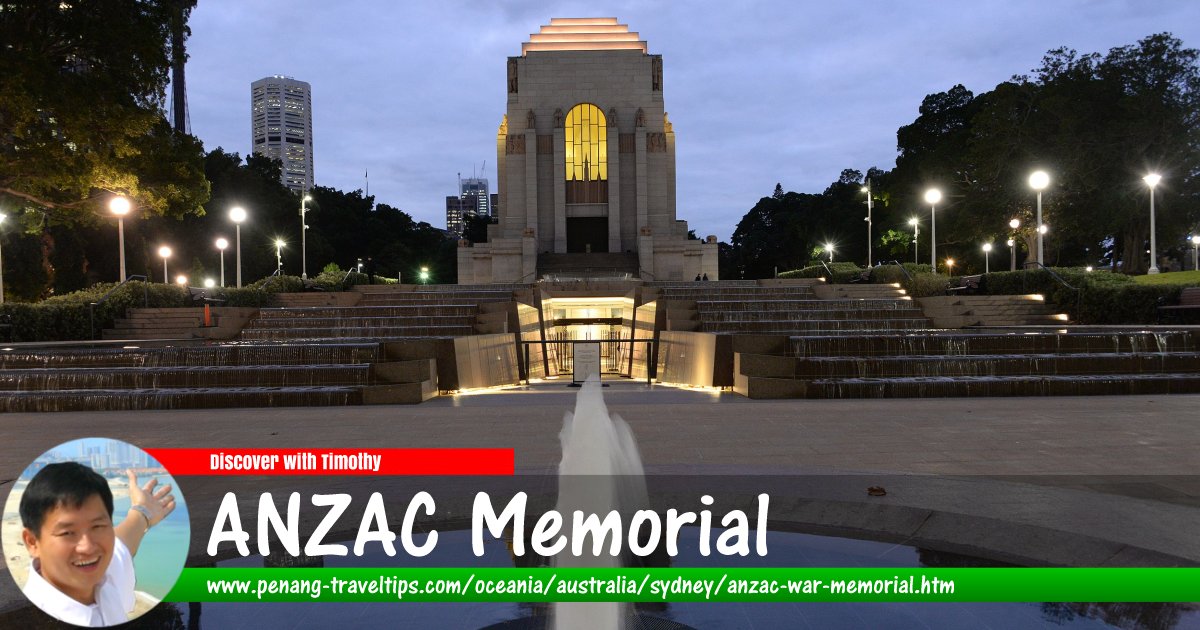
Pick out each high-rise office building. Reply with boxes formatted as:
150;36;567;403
446;175;493;238
251;76;314;193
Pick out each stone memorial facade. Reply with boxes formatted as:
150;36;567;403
457;18;718;283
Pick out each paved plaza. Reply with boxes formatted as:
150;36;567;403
3;384;1200;614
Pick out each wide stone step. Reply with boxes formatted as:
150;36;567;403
248;316;476;329
699;309;926;322
696;299;913;311
359;296;512;306
240;326;474;340
702;319;931;333
786;331;1200;357
0;365;371;391
256;305;478;318
803;373;1200;399
0;386;364;412
0;343;382;369
739;352;1200;379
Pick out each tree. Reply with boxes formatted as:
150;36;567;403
0;1;209;223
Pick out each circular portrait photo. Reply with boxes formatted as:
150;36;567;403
2;438;189;627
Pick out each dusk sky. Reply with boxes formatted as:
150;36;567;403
184;1;1200;242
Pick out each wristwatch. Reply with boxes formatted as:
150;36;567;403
130;505;153;532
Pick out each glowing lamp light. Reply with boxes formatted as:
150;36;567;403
924;189;942;204
204;278;216;288
109;196;131;216
1143;173;1162;189
1029;170;1049;190
158;246;172;259
216;237;229;250
175;275;188;286
229;206;247;223
1009;219;1020;230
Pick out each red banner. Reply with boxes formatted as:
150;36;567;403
144;448;514;476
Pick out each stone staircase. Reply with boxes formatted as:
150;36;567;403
655;280;930;335
733;329;1200;399
103;307;258;341
239;285;518;342
0;341;438;412
917;295;1069;327
538;252;640;279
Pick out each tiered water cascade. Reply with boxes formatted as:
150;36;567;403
735;329;1200;398
0;343;380;411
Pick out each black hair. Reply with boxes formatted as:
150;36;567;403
19;462;114;536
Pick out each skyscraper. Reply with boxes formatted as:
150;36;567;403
251;76;314;193
446;175;493;238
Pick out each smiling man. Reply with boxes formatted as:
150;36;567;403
19;462;175;627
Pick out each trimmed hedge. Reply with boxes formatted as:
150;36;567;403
778;262;864;284
0;281;188;342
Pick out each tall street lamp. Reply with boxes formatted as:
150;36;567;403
229;206;247;287
1029;171;1049;266
300;194;312;279
924;189;942;271
1192;235;1200;271
0;212;6;305
908;217;920;265
1143;174;1162;274
862;180;873;267
215;238;229;287
1009;218;1020;271
109;196;131;281
982;242;992;274
824;242;835;263
158;246;172;283
419;266;430;284
274;239;285;275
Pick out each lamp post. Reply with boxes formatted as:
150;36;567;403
1029;171;1049;266
0;213;6;305
862;180;873;267
924;189;942;271
229;206;247;287
1008;218;1020;271
1191;235;1200;271
908;217;919;265
1144;174;1162;274
175;275;188;286
158;246;172;283
274;239;285;275
982;242;992;274
109;196;131;281
419;266;430;284
825;242;835;263
215;238;228;287
945;258;955;276
300;194;311;279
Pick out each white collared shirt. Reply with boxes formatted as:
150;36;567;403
22;537;136;627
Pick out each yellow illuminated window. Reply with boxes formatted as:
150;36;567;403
564;104;607;182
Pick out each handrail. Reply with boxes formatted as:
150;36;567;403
818;260;834;282
877;260;914;283
1021;262;1082;316
88;275;149;340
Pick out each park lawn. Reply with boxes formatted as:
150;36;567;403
1131;270;1200;286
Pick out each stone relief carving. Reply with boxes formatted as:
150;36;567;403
608;107;618;128
652;55;662;91
526;109;536;130
522;227;536;238
507;58;518;93
635;108;646;128
646;132;667;153
554;108;564;127
506;134;525;155
640;226;653;236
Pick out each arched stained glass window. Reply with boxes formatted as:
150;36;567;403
564;104;608;204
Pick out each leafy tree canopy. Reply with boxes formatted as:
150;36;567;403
0;0;209;229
